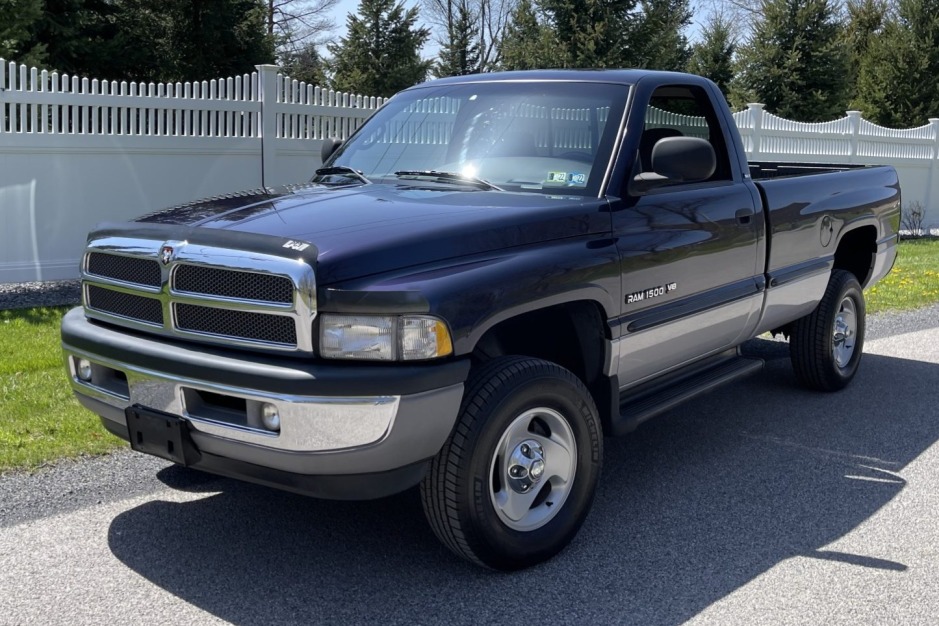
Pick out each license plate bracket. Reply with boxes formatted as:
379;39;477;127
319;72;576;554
125;406;200;465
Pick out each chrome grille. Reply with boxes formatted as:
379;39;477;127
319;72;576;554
175;304;297;345
80;237;316;355
86;285;164;325
173;264;293;303
87;253;161;287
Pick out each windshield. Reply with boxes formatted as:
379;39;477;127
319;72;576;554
323;81;630;196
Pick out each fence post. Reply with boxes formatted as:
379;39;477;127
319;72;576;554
925;118;939;226
0;58;6;135
747;103;764;159
846;111;861;164
256;64;280;188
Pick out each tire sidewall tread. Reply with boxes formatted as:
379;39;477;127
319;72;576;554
790;269;866;392
421;356;602;570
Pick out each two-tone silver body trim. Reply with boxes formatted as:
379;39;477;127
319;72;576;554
81;236;317;355
66;348;399;452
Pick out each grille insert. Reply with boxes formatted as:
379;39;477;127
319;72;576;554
174;304;297;345
173;265;293;304
86;285;164;325
82;242;313;354
87;253;161;287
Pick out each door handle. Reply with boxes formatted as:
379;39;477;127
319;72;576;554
735;208;754;225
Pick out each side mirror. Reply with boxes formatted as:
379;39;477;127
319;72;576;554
632;137;716;193
321;137;343;164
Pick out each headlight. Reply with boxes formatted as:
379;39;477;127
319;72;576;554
319;314;453;361
400;316;454;360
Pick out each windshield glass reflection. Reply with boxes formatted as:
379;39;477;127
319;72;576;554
325;81;630;196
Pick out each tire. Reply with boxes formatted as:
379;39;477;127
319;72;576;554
420;356;603;570
789;269;866;391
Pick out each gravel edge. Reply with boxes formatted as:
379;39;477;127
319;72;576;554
0;280;81;310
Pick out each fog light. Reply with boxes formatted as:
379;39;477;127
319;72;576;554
76;358;93;382
261;403;280;432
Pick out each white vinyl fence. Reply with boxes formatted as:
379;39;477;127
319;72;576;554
0;60;936;283
0;62;384;283
734;104;939;226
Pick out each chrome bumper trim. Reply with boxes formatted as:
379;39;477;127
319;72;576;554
65;348;399;453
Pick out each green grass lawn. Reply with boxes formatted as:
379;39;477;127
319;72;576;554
0;307;123;472
866;237;939;314
0;238;936;473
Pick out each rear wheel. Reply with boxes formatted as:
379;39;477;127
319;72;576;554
420;356;602;570
789;269;866;391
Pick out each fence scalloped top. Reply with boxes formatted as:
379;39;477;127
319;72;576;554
732;100;939;137
0;58;386;108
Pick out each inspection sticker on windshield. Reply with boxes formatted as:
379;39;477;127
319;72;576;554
545;171;588;187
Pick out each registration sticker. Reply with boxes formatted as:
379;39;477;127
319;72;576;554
546;171;587;187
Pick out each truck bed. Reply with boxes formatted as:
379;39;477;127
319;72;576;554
752;164;900;280
748;161;868;179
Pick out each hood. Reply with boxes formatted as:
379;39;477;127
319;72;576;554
134;183;610;284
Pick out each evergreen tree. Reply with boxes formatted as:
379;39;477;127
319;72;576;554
498;0;555;69
0;0;46;66
327;0;431;96
1;0;275;82
734;0;850;122
34;0;114;73
163;0;276;81
433;0;482;77
844;0;887;57
686;14;736;97
854;0;939;127
502;0;697;71
0;0;117;74
628;0;691;70
281;41;328;84
539;0;637;68
95;1;174;82
843;0;887;104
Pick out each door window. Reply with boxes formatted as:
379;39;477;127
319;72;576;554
637;85;732;182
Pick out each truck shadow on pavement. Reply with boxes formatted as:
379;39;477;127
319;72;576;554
107;339;939;625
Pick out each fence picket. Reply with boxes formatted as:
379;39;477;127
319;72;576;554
8;58;933;163
0;53;939;282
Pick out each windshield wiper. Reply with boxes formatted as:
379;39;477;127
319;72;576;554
314;166;370;185
393;170;502;191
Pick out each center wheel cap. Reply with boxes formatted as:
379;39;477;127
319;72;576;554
507;439;546;494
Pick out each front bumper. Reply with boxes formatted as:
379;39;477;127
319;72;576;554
61;308;470;499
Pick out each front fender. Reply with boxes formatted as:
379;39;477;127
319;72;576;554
325;236;621;356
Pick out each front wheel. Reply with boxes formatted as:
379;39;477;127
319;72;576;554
789;269;866;391
420;356;602;570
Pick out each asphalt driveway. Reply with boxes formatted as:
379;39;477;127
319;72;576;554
1;305;938;625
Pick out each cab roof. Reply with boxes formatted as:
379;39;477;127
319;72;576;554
407;69;708;90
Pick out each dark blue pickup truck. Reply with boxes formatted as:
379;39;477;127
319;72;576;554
61;70;900;570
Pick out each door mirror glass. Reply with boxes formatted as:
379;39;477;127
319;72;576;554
633;137;716;193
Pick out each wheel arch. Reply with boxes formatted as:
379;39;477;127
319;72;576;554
834;224;878;287
467;300;618;436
